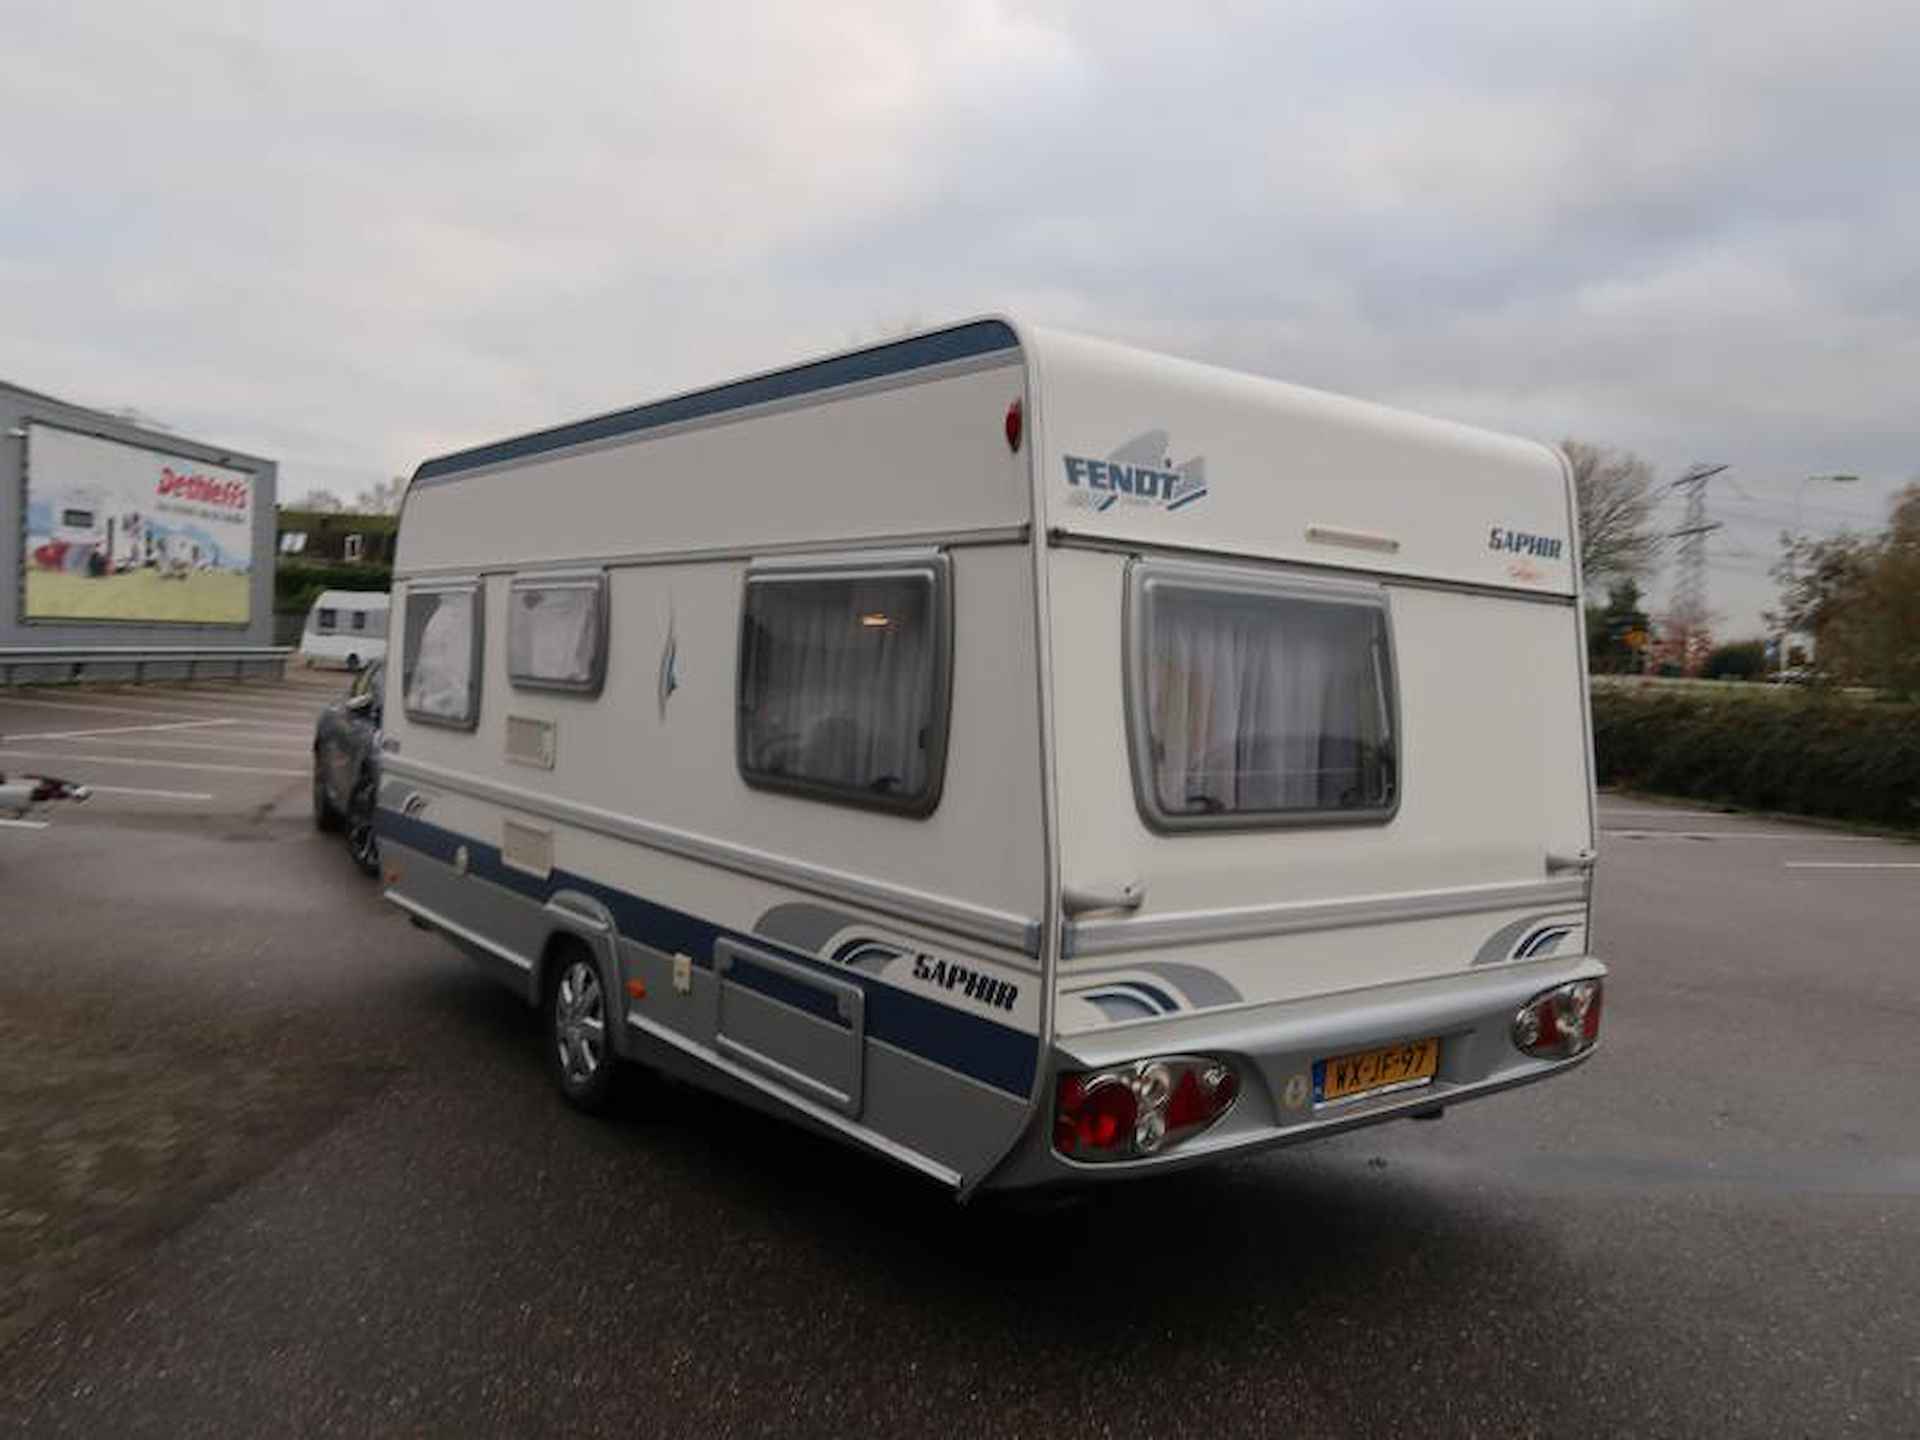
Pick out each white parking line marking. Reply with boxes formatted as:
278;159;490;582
1;694;314;727
1783;861;1920;870
0;817;50;830
2;718;238;741
1596;807;1740;820
1602;830;1880;842
12;735;308;757
0;749;305;778
82;696;322;721
82;784;217;800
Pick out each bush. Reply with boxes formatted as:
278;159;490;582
274;560;390;618
1703;640;1768;681
1591;687;1920;828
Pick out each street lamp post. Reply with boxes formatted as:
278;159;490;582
1781;473;1861;679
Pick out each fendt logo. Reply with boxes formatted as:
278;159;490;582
1063;429;1207;514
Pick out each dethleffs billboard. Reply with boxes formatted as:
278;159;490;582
22;423;256;625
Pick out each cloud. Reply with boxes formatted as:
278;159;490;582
2;0;1914;633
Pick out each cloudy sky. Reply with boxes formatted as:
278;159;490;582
3;0;1914;634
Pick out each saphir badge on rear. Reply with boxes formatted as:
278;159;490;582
1488;526;1564;560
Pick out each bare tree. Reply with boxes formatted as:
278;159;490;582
1563;439;1663;583
289;488;343;514
1770;482;1920;696
351;476;407;515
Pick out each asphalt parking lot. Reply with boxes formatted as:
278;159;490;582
1;676;1916;1437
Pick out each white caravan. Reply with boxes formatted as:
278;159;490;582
379;319;1604;1195
302;590;390;670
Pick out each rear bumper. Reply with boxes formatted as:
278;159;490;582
982;953;1606;1190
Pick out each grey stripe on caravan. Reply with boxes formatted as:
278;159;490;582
1047;532;1580;608
393;523;1032;583
382;754;1043;958
386;889;534;971
622;1005;963;1188
1063;877;1592;959
410;349;1023;490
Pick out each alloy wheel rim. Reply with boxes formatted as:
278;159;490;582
348;788;378;867
555;961;604;1083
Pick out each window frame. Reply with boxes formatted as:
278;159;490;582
734;549;954;819
1123;557;1402;834
506;569;611;696
401;578;486;732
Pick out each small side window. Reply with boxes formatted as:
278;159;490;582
350;609;367;631
737;554;951;816
316;607;338;631
402;582;484;730
1127;561;1398;830
344;533;364;562
508;572;609;694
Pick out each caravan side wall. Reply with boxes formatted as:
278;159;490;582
380;336;1049;1188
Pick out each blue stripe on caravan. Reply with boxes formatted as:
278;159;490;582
412;320;1022;485
379;808;1037;1097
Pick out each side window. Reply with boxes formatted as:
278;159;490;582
508;572;609;694
736;554;951;816
316;607;337;632
402;582;484;730
350;609;367;632
1127;561;1398;830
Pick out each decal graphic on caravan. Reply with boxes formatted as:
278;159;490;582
379;317;1602;1197
1062;429;1207;514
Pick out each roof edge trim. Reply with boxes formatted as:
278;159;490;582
413;319;1021;486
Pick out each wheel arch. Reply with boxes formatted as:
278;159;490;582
537;892;630;1056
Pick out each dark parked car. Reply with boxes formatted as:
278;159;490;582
312;659;384;876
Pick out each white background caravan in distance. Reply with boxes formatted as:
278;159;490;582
377;317;1603;1197
302;589;390;670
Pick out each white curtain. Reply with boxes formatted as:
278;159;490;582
511;585;600;685
743;577;934;798
406;590;475;721
1148;589;1387;815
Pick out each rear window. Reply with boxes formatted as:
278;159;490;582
1127;561;1397;830
736;554;951;816
402;583;484;730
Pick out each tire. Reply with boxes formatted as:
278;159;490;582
345;772;380;877
312;758;341;832
547;948;619;1113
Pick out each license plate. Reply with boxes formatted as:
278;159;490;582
1314;1038;1440;1104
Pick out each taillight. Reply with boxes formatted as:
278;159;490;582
1511;979;1603;1060
1054;1056;1240;1162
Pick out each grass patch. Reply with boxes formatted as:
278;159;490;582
25;569;250;625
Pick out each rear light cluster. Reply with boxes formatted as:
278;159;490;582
1054;1056;1241;1162
1511;979;1603;1060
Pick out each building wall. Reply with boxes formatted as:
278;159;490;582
1;381;277;648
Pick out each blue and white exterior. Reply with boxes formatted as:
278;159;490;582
378;318;1604;1195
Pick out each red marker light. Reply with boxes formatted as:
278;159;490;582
1004;398;1023;452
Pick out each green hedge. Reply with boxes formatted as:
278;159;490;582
273;561;391;617
1591;688;1920;829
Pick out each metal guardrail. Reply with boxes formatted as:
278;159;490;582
0;646;292;686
